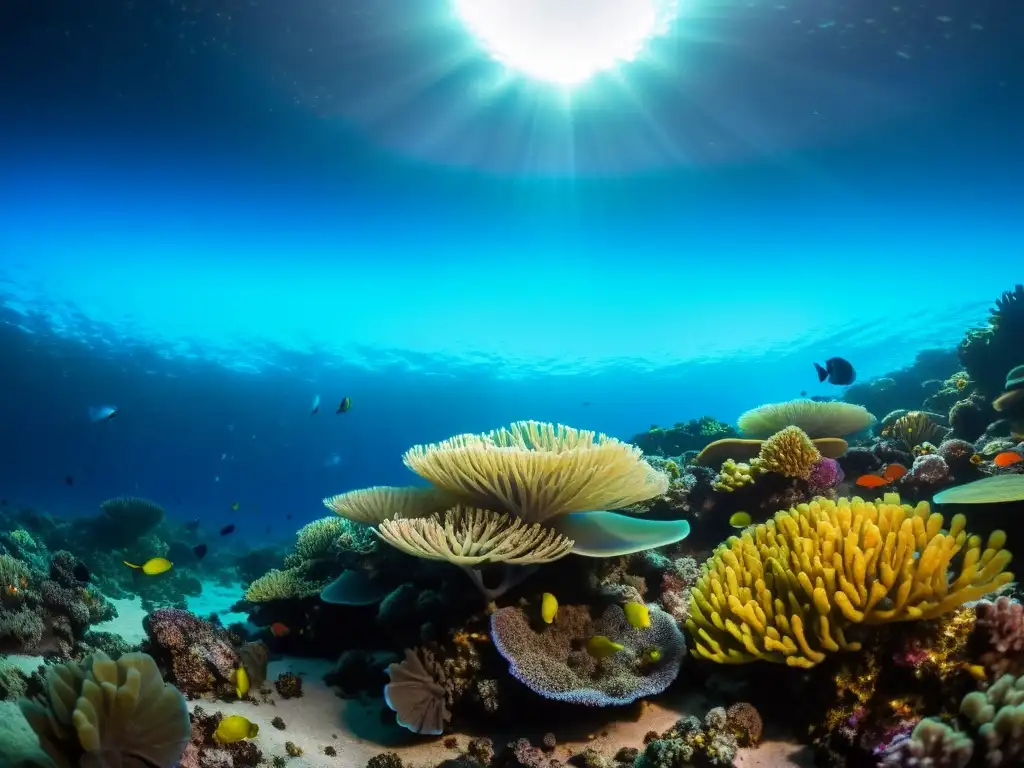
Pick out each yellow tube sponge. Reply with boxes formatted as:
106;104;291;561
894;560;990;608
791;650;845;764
756;426;821;480
685;494;1013;668
712;459;762;492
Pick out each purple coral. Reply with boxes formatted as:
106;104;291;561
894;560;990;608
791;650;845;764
808;457;844;493
975;596;1024;653
902;453;951;491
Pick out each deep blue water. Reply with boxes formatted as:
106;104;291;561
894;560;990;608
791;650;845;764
0;0;1021;540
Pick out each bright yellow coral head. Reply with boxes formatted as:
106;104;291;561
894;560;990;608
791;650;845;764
685;495;1013;669
756;426;821;480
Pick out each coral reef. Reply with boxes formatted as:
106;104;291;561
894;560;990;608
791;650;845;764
143;608;241;697
686;494;1012;667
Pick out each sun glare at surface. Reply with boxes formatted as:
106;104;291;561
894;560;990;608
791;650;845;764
452;0;679;85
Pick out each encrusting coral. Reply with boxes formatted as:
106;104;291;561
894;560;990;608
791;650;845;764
490;602;685;705
961;673;1024;765
18;650;190;768
686;494;1013;668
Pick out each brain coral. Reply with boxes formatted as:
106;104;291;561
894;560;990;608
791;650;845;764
490;602;685;706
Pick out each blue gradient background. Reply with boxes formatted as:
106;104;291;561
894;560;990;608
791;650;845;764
0;0;1021;539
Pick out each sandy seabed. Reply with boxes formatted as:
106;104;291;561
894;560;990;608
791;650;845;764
2;582;815;767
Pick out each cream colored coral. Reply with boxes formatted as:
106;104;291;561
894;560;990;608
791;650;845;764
738;400;876;439
686;494;1013;668
376;506;574;567
961;673;1024;765
756;426;821;480
323;485;452;525
402;420;668;524
245;567;320;602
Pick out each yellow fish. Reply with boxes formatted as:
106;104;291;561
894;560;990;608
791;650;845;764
729;511;752;529
641;648;662;664
234;665;250;698
213;714;259;744
586;635;624;659
123;557;172;576
541;592;558;624
623;602;650;629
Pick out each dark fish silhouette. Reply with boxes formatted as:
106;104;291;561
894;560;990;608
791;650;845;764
184;519;200;532
192;544;208;559
336;396;351;414
219;524;236;536
65;475;74;486
814;357;856;386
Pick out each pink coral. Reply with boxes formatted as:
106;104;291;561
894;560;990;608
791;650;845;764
975;596;1024;653
808;457;844;493
143;608;239;696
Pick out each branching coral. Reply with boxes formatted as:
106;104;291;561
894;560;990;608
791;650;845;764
490;602;685;706
244;567;320;603
402;420;668;524
284;516;347;567
737;400;876;439
754;426;821;480
376;506;574;567
19;650;189;768
685;494;1013;668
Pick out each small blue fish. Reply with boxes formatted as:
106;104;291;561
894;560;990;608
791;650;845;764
88;405;118;423
311;394;321;415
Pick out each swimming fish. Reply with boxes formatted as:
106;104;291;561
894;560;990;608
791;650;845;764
729;511;752;529
88;405;118;423
231;502;239;511
814;357;856;386
311;394;321;415
882;463;908;482
234;665;250;698
994;451;1023;468
65;475;74;486
220;524;236;536
337;396;352;414
970;454;984;466
213;714;259;744
270;622;291;637
192;544;208;559
123;557;173;576
541;592;558;624
586;635;625;659
856;463;907;489
623;602;650;629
